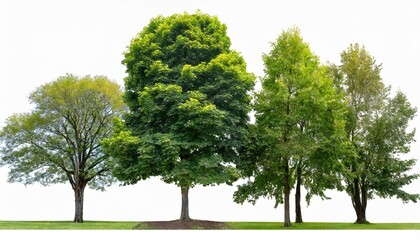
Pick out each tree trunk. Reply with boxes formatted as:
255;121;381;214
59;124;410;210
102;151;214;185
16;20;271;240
73;183;86;223
352;177;368;224
354;206;367;224
283;158;292;227
295;168;303;223
284;189;291;227
180;186;191;221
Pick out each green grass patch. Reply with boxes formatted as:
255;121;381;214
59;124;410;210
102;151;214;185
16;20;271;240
132;222;153;230
0;221;138;230
226;222;420;230
0;221;419;230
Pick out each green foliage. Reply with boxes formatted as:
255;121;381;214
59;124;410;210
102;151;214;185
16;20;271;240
340;44;386;120
122;11;232;111
104;12;255;189
335;44;419;216
364;92;418;202
234;27;347;207
0;74;124;190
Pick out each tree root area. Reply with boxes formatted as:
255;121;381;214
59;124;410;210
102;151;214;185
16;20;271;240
133;220;228;230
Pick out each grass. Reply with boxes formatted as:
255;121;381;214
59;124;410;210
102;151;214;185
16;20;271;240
225;222;420;230
0;221;138;230
0;221;419;230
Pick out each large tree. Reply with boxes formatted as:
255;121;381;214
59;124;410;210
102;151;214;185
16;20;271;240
102;12;255;221
0;74;124;223
335;44;419;223
233;28;347;227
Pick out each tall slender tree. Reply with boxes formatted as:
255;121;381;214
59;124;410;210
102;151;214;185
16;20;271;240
0;74;124;222
335;44;419;223
234;28;346;227
102;12;255;221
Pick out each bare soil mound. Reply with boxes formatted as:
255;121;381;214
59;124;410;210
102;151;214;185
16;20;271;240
133;220;229;230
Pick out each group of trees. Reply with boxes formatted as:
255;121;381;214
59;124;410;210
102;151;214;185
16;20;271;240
233;29;418;227
0;12;418;226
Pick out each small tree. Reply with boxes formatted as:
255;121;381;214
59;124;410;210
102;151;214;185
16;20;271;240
234;28;347;227
102;12;255;221
0;74;124;222
335;44;419;223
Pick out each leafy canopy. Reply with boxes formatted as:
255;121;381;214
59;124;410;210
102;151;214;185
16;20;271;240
234;27;347;207
337;44;419;204
365;92;418;202
0;74;124;190
103;12;255;188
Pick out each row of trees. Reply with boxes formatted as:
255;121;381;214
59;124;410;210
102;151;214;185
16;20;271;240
233;29;418;226
0;12;418;226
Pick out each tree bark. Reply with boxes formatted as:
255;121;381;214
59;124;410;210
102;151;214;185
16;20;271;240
73;183;86;223
283;158;292;227
284;189;291;227
180;186;191;221
352;177;368;224
295;168;303;223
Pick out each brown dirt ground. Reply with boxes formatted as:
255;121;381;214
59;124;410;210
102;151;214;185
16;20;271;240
133;220;229;230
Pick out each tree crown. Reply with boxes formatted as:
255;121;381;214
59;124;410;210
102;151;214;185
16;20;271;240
104;12;255;188
0;74;124;190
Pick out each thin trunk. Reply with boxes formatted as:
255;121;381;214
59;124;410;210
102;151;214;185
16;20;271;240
283;158;292;227
180;186;191;221
73;183;86;223
284;189;291;227
361;182;368;216
352;177;368;224
283;102;292;228
295;167;303;223
295;130;304;224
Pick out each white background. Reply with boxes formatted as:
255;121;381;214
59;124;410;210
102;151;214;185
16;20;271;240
1;0;419;224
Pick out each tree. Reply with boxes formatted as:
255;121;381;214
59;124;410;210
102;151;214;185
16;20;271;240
0;74;124;223
102;12;255;221
233;28;346;227
335;44;419;223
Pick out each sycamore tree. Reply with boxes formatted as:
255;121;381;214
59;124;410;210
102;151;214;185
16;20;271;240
334;44;419;223
0;74;124;223
102;12;255;221
233;28;347;227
